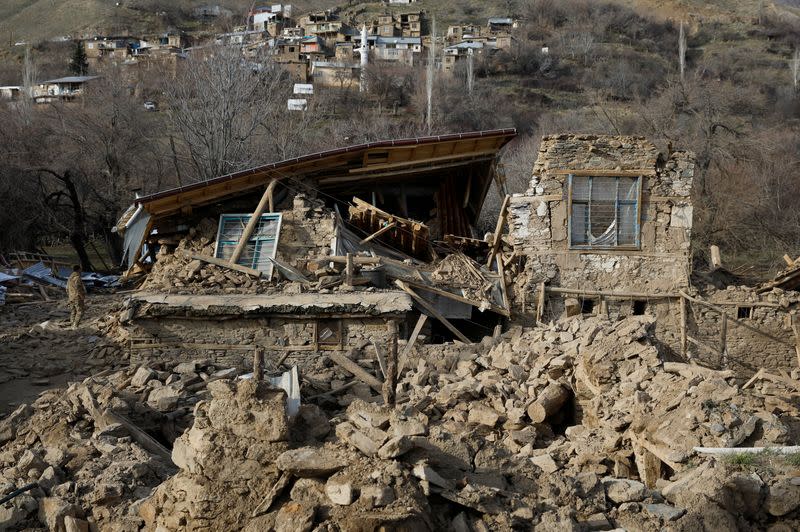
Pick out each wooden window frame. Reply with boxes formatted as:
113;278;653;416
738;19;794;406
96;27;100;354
567;174;643;250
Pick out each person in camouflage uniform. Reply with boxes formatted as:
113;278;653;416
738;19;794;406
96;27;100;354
66;265;86;329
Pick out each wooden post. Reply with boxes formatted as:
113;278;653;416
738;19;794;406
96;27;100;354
253;347;264;382
399;314;428;373
495;255;510;311
680;295;688;360
791;315;800;369
230;179;276;265
345;253;354;286
719;313;728;367
536;281;546;323
383;320;398;406
709;245;722;270
486;194;511;267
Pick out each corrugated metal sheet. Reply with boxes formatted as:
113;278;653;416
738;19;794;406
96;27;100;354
22;262;67;288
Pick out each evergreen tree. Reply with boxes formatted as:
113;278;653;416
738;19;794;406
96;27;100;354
69;41;89;76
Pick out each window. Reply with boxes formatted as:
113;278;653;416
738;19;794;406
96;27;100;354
316;319;343;348
737;306;753;319
632;300;647;315
580;299;595;315
569;175;641;249
214;213;282;277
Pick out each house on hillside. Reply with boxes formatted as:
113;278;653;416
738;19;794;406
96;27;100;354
33;76;99;103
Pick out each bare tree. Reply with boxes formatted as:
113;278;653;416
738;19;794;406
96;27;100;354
791;46;800;92
163;45;290;181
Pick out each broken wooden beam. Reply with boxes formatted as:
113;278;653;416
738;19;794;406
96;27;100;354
360;222;397;245
403;278;510;317
230;179;277;265
526;382;570;423
486;194;511;268
394;280;471;344
399;314;428;373
328;352;383;393
191;254;262;278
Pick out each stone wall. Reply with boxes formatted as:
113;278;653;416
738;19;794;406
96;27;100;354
686;287;800;376
126;315;396;369
508;135;695;306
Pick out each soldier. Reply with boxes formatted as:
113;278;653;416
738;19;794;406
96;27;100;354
66;265;86;329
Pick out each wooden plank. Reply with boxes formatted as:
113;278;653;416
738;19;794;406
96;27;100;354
349;149;498;174
360;222;397;244
192;254;262;278
548;287;679;299
742;369;763;389
680;296;688;360
550;169;654;177
536;281;546;323
253;347;264;382
345;253;354;287
230;179;276;264
495;255;510;312
784;254;796;267
403;278;510;317
399;314;428;373
486;194;510;267
394;280;471;344
720;313;728;366
371;339;387;379
328;351;383;393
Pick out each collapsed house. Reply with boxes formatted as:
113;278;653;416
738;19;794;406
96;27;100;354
115;129;517;370
507;134;800;377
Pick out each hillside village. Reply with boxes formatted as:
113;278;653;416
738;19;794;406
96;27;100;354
0;4;518;106
2;0;800;531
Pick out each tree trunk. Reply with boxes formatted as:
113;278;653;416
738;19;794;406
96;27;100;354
61;170;94;271
527;382;571;423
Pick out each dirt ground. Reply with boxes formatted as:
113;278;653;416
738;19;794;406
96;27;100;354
0;294;126;416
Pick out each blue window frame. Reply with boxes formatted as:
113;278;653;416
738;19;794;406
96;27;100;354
214;213;282;277
568;175;641;249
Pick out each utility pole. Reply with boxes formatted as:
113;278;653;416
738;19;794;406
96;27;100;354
467;47;474;95
426;16;436;134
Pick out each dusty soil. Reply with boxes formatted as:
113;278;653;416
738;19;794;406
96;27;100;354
0;294;127;416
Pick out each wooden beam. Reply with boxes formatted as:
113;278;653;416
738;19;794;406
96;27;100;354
784;254;796;267
486;194;511;267
548;287;679;299
403;279;510;317
710;245;722;270
720;313;728;366
680;296;688;360
383;320;398;406
791;315;800;369
742;369;763;389
345;253;354;286
550;169;654;177
496;255;510;312
679;291;794;347
328;352;383;393
191;254;262;278
536;281;546;323
394;280;471;344
349;149;498;174
399;313;428;373
360;222;397;245
230;179;276;265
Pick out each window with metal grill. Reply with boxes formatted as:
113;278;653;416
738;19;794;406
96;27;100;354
214;213;282;277
569;175;641;249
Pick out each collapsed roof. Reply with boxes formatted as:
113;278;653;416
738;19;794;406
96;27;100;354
116;129;516;269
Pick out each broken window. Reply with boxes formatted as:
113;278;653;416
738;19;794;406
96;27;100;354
569;175;641;249
214;213;282;276
737;306;753;319
316;319;343;348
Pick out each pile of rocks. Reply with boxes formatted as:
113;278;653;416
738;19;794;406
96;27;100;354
3;314;800;530
0;358;242;530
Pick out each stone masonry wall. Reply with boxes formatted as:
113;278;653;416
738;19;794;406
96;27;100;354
126;315;395;369
509;135;695;301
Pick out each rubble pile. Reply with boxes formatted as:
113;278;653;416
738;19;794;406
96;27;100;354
3;315;800;530
0;358;244;530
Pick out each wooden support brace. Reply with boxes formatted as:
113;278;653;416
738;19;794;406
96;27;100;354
360;221;397;245
486;194;511;268
192;254;262;278
230;179;277;265
394;280;471;344
399;314;428;374
328;351;383;393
